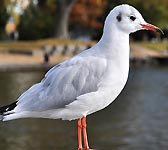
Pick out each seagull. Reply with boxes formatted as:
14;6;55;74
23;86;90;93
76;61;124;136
0;4;163;150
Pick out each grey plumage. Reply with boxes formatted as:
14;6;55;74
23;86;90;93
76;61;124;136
14;50;107;113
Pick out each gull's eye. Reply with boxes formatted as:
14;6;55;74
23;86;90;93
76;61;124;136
130;15;136;21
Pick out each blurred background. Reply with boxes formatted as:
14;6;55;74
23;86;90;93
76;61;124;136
0;0;168;150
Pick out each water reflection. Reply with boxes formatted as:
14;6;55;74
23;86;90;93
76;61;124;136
0;66;168;150
0;72;44;105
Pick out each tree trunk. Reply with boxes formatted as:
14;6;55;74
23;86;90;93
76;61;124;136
54;0;77;39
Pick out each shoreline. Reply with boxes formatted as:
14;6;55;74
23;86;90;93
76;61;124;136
0;43;167;72
0;57;167;73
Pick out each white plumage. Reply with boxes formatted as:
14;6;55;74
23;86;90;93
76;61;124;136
1;4;160;123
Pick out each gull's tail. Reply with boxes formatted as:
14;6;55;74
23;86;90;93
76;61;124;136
0;101;17;120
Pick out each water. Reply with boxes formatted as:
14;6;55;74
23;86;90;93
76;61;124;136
0;65;168;150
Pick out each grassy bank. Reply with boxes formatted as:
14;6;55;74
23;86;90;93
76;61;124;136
0;39;96;51
0;39;167;52
136;41;167;51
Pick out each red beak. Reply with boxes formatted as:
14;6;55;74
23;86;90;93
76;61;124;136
140;23;164;34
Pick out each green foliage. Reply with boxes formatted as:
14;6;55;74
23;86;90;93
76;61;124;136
0;1;9;39
18;0;77;40
16;0;168;40
18;2;56;40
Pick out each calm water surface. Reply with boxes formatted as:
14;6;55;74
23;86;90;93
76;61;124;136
0;65;168;150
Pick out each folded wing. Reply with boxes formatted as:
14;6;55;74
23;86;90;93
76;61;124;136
14;55;107;112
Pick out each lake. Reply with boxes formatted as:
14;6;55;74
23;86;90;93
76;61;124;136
0;65;168;150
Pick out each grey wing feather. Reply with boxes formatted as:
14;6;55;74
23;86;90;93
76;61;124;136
15;55;107;112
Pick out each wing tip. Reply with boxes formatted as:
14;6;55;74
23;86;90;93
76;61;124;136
0;101;17;114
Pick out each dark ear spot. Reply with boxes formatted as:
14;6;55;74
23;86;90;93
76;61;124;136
116;13;122;22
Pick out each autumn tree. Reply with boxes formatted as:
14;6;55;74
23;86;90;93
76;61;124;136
70;0;107;39
18;0;106;40
15;0;168;40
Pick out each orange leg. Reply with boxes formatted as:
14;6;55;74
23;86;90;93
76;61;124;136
77;118;83;150
81;117;89;150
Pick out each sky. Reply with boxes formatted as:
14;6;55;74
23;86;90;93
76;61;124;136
8;0;37;14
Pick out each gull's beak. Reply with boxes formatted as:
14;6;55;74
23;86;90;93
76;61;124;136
140;23;164;35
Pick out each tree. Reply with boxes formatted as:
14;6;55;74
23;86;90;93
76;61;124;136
0;1;9;39
54;0;78;39
18;1;55;40
17;0;168;40
17;0;106;40
18;0;77;40
70;0;107;39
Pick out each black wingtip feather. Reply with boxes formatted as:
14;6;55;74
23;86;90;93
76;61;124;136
0;101;17;114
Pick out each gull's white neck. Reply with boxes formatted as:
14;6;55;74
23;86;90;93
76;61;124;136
94;21;130;89
97;23;130;60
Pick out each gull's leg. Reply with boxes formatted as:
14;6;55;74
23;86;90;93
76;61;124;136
77;118;83;150
81;116;89;150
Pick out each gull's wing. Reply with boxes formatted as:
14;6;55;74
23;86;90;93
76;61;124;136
14;53;107;112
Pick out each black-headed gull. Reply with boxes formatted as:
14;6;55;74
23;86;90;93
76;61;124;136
0;4;162;150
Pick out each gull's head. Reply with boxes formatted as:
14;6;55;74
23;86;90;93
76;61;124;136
106;4;163;34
